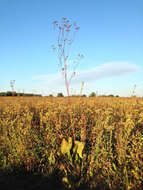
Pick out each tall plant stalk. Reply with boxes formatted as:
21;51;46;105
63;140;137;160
52;17;83;139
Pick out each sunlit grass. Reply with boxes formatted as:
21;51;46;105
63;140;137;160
0;96;143;189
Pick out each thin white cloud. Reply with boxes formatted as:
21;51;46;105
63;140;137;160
73;62;141;83
32;62;141;86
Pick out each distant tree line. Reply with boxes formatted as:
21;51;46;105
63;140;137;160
48;92;119;98
0;91;42;97
89;92;119;97
0;91;119;97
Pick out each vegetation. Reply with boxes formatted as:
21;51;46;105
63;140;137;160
52;17;83;106
0;91;42;97
57;92;64;97
0;96;143;189
89;92;97;97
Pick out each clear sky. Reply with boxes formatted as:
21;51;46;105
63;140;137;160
0;0;143;96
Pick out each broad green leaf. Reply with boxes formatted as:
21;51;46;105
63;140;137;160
75;140;84;158
61;137;72;155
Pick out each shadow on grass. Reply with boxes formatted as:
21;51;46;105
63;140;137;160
0;169;66;190
0;168;110;190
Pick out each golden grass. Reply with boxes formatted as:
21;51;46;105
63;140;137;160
0;96;143;189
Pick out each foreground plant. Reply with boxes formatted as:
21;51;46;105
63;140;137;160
52;17;83;140
59;137;85;189
52;17;83;101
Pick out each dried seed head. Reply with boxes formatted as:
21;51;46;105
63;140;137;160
52;20;58;24
62;17;67;21
75;27;80;30
73;21;77;26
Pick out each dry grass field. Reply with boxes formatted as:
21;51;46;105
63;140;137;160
0;96;143;189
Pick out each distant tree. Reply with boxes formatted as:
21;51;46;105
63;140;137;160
6;91;13;96
49;94;53;97
57;92;64;97
0;92;6;96
89;92;96;97
19;93;23;96
108;94;114;97
71;94;86;97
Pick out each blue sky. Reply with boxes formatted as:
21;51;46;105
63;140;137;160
0;0;143;96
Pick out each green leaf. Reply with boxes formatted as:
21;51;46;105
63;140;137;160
61;137;72;156
112;163;117;171
48;151;55;165
75;140;84;159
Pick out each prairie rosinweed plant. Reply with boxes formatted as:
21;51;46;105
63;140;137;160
52;17;84;140
52;18;85;187
0;97;143;189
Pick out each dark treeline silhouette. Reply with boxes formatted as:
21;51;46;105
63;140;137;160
0;91;42;97
89;92;119;97
0;91;120;98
